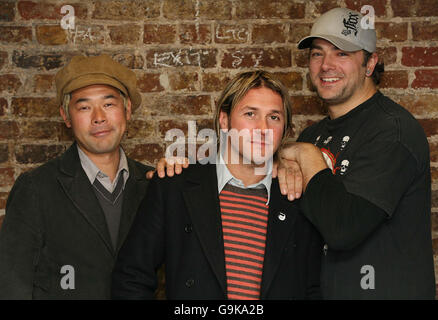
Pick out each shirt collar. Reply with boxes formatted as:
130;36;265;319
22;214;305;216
216;152;273;205
77;145;129;192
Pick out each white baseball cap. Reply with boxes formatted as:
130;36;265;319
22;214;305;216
298;8;376;53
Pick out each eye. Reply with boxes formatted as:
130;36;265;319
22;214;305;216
245;111;255;117
270;115;281;121
78;105;90;111
104;103;113;108
310;51;322;58
338;52;348;57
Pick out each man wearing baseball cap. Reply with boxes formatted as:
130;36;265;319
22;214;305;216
278;8;435;299
0;54;153;299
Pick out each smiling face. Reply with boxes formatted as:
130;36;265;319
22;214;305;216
219;86;285;166
309;38;372;109
60;84;131;160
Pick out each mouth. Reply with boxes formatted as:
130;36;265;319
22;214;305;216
320;76;342;85
90;129;112;137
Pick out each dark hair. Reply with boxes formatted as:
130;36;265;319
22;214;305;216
363;50;384;85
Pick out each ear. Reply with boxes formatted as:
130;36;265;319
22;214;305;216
125;98;132;121
218;110;229;131
365;52;379;76
59;106;71;128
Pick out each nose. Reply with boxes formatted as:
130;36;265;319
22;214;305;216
92;107;106;125
321;53;335;72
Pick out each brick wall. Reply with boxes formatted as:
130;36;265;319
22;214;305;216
0;0;437;292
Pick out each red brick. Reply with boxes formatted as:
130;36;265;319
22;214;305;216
0;193;8;210
147;49;217;69
379;70;409;89
112;53;144;69
393;94;438;115
159;120;191;137
18;120;63;140
147;95;211;116
15;144;65;164
11;98;59;117
197;0;232;20
293;49;309;67
312;0;342;16
289;23;312;43
33;74;55;94
392;0;438;17
0;121;19;140
402;47;438;67
170;95;211;116
345;0;387;17
124;143;165;164
0;51;7;70
215;24;249;44
36;25;67;45
412;70;438;89
0;2;15;21
417;119;438;137
376;47;397;66
0;26;32;43
201;72;232;92
412;22;438;41
375;22;407;42
0;168;14;187
252;24;287;44
236;1;305;19
92;0;160;20
168;72;199;92
69;25;105;46
0;98;7;117
125;120;155;140
431;142;438;162
0;75;22;94
109;24;141;45
12;51;67;70
179;24;212;44
221;48;291;69
144;24;176;44
273;72;303;91
18;1;87;20
163;0;195;19
290;95;325;116
137;73;165;93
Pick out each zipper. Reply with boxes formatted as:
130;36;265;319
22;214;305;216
323;243;328;256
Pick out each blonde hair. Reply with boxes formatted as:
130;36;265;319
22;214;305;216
213;70;293;147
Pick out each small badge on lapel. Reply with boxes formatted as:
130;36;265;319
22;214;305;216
278;212;286;221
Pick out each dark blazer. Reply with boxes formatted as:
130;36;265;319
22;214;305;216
0;144;151;299
112;163;322;300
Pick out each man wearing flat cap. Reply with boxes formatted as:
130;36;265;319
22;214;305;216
277;8;435;299
0;54;153;299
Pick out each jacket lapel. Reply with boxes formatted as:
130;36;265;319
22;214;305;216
260;179;298;298
116;159;149;253
57;144;115;257
182;164;227;295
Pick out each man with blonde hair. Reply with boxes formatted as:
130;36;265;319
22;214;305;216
112;70;322;300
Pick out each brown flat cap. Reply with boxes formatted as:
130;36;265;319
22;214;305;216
55;54;141;111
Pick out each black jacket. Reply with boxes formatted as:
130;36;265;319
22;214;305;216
112;163;323;299
0;144;151;299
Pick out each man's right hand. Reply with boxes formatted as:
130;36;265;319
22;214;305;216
146;157;190;179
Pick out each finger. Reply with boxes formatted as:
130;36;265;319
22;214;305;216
182;157;189;168
290;161;303;199
272;160;279;178
277;167;288;195
156;158;166;178
165;158;175;177
174;162;183;175
286;167;296;201
146;170;156;180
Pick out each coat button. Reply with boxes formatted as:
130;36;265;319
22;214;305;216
184;224;192;233
185;279;194;287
